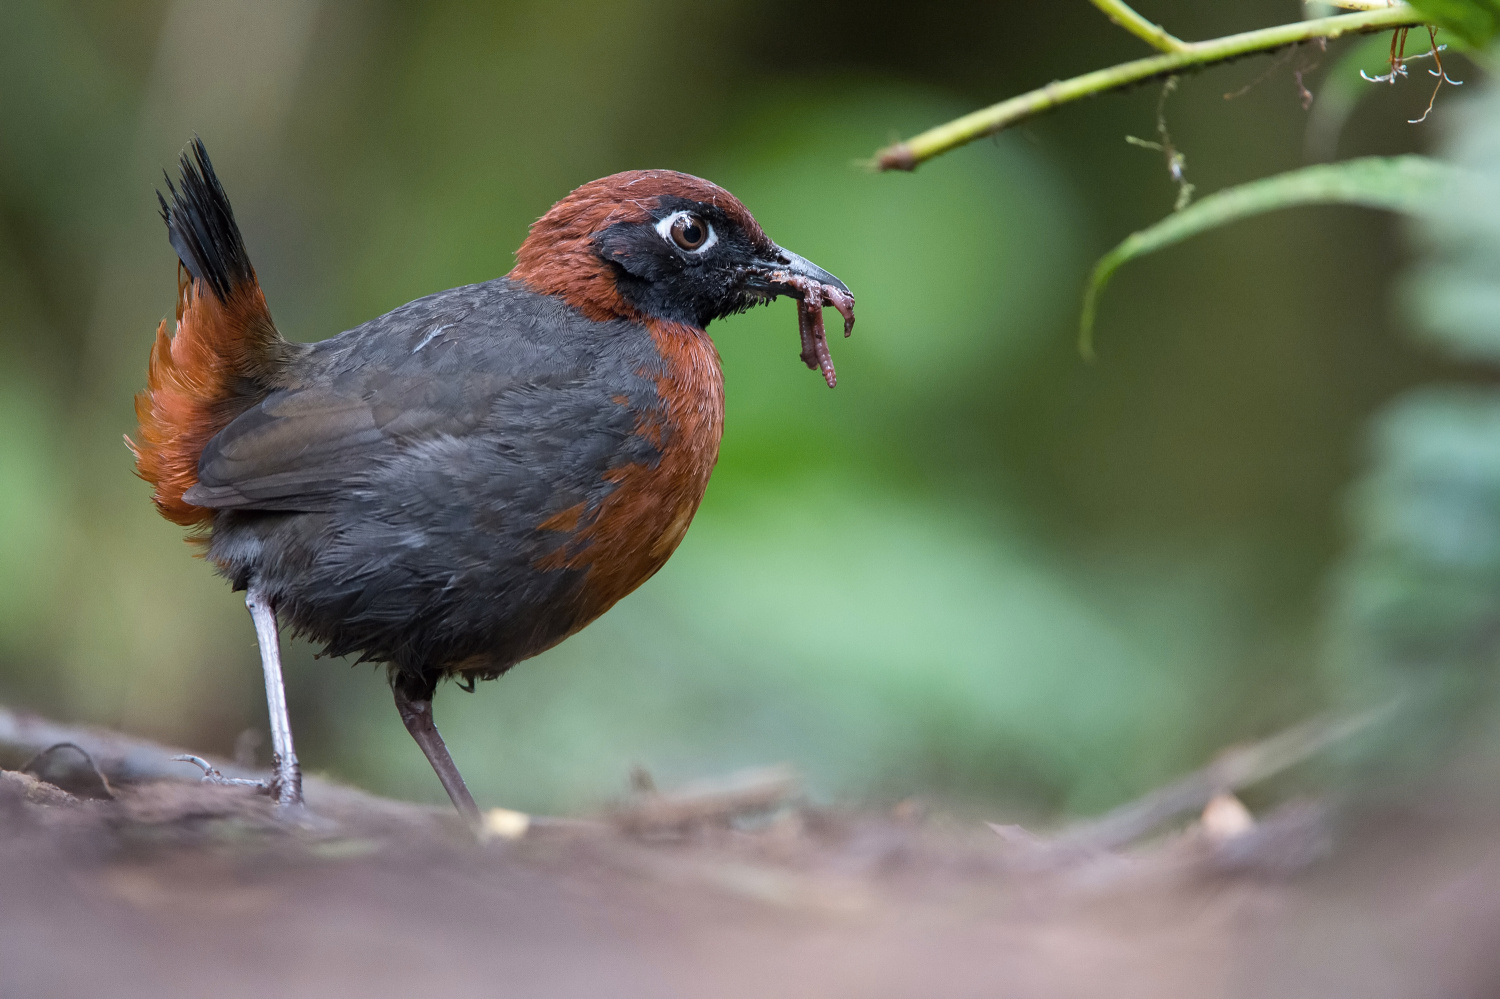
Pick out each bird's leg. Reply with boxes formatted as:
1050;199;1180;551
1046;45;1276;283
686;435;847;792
393;677;482;832
246;587;303;810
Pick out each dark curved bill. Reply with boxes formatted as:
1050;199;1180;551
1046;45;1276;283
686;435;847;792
757;248;850;299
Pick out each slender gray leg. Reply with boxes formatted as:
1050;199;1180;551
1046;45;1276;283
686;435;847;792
393;683;481;831
246;587;303;809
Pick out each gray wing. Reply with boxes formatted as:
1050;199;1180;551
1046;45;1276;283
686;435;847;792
184;371;517;512
183;278;661;514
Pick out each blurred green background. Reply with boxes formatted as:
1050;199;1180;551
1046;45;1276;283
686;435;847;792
0;1;1469;816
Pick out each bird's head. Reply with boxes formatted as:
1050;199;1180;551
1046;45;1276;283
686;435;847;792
511;170;853;385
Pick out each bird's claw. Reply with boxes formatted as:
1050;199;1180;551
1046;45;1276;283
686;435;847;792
171;754;271;793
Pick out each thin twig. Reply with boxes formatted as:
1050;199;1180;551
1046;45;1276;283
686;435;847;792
608;765;801;834
0;705;546;834
1125;77;1194;210
1222;45;1298;100
1313;0;1403;9
1038;708;1387;856
0;704;451;834
1408;26;1463;123
874;6;1427;171
0;706;243;784
20;741;116;799
1090;0;1188;53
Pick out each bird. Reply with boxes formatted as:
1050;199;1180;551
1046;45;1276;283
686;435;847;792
129;139;854;828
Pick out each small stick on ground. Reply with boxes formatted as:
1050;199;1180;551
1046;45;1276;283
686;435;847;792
20;741;116;799
609;764;801;834
1000;707;1388;861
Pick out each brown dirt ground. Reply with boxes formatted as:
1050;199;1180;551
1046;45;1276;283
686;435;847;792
3;718;1500;998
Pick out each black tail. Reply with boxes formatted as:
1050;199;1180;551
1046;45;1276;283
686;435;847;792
157;138;254;304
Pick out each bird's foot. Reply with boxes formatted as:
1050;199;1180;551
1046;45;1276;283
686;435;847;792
172;753;323;827
267;752;304;811
172;754;271;793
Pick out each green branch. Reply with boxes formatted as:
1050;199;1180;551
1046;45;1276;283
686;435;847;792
874;6;1427;171
1090;0;1187;52
1316;0;1411;9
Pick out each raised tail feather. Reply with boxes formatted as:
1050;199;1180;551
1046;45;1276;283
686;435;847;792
128;138;285;529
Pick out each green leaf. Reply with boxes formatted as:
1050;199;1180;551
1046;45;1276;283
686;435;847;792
1080;156;1454;357
1405;0;1500;49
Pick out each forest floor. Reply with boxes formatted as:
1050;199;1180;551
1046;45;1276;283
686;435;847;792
2;706;1499;998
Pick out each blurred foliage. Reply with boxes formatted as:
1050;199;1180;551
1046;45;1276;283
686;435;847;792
1328;52;1500;764
0;0;1479;815
1406;0;1500;50
1081;155;1452;354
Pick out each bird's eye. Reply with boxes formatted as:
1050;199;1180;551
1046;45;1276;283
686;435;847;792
658;211;715;253
671;213;708;250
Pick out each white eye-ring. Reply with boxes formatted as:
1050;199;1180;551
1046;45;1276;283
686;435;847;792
656;210;717;253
